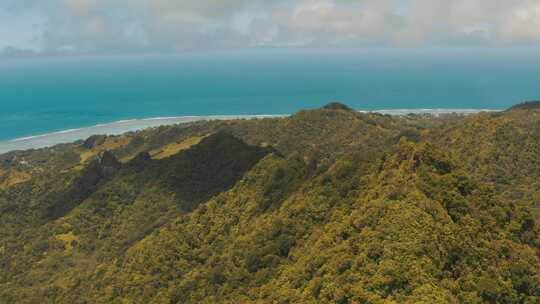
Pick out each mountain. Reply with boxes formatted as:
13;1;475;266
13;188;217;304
507;100;540;111
0;104;539;303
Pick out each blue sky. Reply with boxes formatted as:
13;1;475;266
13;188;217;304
1;0;540;56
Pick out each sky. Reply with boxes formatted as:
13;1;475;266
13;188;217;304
1;0;540;56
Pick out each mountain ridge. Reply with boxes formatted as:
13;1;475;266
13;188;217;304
0;103;539;303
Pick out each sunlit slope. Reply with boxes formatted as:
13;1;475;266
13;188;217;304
49;139;540;303
0;103;539;303
430;108;540;216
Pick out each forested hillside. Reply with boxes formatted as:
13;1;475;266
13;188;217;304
0;103;539;303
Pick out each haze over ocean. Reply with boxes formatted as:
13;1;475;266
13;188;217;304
1;49;540;143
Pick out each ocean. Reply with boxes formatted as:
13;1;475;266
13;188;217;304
1;48;540;152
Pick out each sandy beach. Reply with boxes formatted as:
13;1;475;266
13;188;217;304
0;115;286;154
0;109;496;154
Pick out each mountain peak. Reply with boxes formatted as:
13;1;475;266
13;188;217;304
322;102;354;111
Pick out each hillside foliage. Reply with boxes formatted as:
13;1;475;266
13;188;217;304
0;104;539;303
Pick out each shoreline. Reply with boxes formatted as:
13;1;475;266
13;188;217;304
0;115;288;154
0;109;497;154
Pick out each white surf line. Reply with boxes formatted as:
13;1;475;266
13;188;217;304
0;114;288;154
0;109;499;154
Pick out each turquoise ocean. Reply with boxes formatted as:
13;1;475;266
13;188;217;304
1;49;540;152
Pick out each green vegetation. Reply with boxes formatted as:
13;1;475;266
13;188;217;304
0;103;539;303
322;102;354;111
507;100;540;111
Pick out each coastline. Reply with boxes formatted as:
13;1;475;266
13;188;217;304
0;109;497;154
0;115;287;154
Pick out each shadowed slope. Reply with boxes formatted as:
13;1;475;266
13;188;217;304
0;132;276;301
129;131;279;210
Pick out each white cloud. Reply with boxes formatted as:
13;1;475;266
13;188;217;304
1;0;540;55
499;1;540;44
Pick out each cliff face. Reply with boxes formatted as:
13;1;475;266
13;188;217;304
0;105;539;303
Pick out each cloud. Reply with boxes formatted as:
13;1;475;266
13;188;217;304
1;0;540;55
0;46;38;57
498;1;540;44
